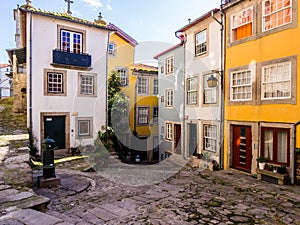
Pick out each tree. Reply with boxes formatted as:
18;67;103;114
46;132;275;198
99;71;129;157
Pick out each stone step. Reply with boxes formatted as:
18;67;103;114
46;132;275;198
0;208;72;225
0;185;50;215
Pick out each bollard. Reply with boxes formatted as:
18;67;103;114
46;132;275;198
42;137;56;178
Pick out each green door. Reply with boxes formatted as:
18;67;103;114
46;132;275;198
188;123;197;157
44;116;66;149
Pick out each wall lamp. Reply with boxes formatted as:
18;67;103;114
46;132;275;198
207;70;222;88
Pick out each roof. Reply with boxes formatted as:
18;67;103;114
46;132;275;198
18;5;114;32
0;64;10;69
6;47;26;64
107;23;138;47
176;8;220;32
132;63;158;74
153;43;183;59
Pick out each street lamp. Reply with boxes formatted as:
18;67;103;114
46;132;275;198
207;74;218;88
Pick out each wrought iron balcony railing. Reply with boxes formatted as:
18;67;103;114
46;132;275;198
52;49;91;68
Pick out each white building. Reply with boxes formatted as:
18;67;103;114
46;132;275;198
7;2;112;153
176;9;223;165
0;64;12;98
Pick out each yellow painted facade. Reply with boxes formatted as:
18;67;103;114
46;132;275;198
223;0;300;180
107;25;158;161
107;33;135;75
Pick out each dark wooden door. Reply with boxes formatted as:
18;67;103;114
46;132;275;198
188;123;197;157
232;125;252;173
44;116;66;149
174;124;181;155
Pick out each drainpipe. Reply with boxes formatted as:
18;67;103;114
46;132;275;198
211;8;225;169
29;11;33;138
105;31;111;143
175;31;187;158
292;121;300;184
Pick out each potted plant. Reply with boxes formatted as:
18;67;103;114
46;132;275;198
257;156;267;170
277;165;287;174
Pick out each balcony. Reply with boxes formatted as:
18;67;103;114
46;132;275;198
52;49;91;70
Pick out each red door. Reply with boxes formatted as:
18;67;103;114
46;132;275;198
174;124;181;155
232;126;252;173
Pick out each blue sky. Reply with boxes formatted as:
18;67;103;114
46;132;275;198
0;0;221;64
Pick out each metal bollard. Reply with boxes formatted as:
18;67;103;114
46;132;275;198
42;137;56;178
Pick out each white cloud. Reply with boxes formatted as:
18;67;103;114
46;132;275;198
107;4;112;11
80;0;103;9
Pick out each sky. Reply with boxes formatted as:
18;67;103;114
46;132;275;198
0;0;221;64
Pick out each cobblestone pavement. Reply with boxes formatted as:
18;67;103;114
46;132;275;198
32;164;300;225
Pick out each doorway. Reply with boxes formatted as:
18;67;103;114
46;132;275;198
232;125;252;173
44;116;66;149
188;123;197;157
174;124;181;155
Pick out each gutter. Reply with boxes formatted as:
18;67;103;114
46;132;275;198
29;11;33;136
211;8;225;169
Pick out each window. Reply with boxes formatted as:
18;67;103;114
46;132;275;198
61;29;82;53
231;70;252;101
187;78;197;105
261;127;290;165
153;78;158;95
153;107;158;124
231;6;253;41
262;61;291;99
118;69;128;86
44;69;66;96
165;56;174;75
137;77;149;95
137;107;149;125
76;117;93;138
204;74;217;104
79;73;97;96
262;0;291;31
166;123;173;140
47;72;63;94
108;42;116;56
195;30;207;56
165;89;174;107
203;125;217;152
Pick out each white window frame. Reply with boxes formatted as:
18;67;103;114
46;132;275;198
203;124;217;152
47;72;64;94
262;0;292;32
79;73;97;97
165;56;174;75
166;123;173;140
261;61;291;100
195;29;207;56
118;68;128;86
231;6;253;41
153;78;158;95
137;77;149;95
137;107;149;125
61;29;82;53
165;89;174;107
203;74;217;104
153;106;158;124
187;78;198;105
108;42;116;56
230;69;252;101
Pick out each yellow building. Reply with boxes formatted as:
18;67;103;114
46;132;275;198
107;23;137;77
106;24;158;162
122;64;159;162
222;0;299;184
